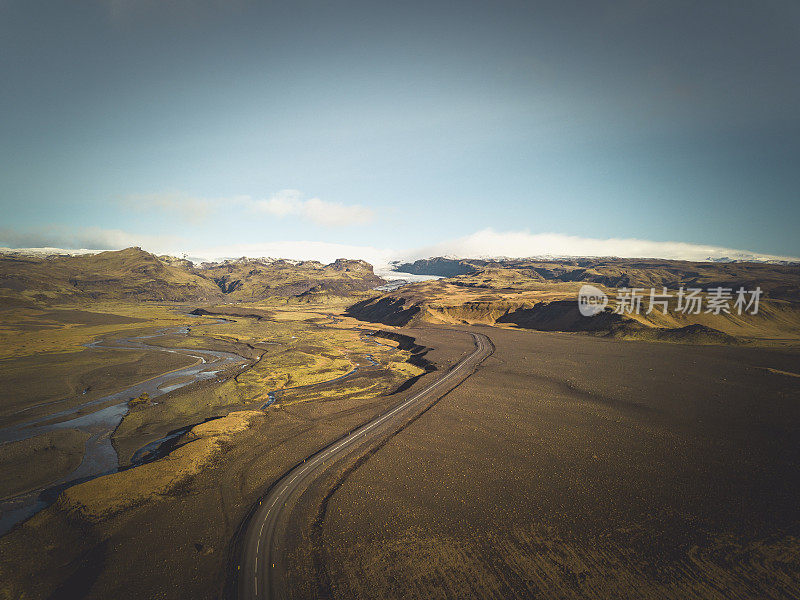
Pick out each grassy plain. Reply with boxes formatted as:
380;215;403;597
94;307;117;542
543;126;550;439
0;303;216;431
112;302;423;463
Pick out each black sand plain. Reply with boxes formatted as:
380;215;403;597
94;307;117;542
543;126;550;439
2;322;799;599
285;326;800;599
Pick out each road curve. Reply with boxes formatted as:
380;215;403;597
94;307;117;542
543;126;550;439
233;331;493;600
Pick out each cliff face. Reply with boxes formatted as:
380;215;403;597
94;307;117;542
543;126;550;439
345;296;422;326
347;257;800;345
393;257;478;277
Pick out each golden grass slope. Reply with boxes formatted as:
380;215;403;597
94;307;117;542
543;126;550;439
349;259;800;346
396;256;800;301
60;411;264;520
0;247;221;305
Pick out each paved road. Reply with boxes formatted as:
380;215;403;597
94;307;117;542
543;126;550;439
234;331;493;600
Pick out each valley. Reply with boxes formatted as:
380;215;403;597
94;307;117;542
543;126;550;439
4;4;799;598
0;248;798;599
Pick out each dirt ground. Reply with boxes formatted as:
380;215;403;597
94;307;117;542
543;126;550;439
0;429;90;498
289;326;800;599
0;323;470;599
2;323;799;599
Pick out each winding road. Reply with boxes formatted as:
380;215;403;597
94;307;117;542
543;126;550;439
234;331;493;600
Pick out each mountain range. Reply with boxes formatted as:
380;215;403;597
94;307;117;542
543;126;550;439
0;247;384;307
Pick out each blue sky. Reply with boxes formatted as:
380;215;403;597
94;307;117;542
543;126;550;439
1;1;799;263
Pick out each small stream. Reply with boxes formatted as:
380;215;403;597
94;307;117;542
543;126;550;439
259;332;385;409
260;365;363;408
0;326;393;534
0;319;248;535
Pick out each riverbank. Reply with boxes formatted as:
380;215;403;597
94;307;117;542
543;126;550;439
0;316;249;534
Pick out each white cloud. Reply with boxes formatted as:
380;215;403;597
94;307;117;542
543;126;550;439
402;229;800;263
2;226;796;267
121;191;214;223
121;189;374;227
251;190;375;226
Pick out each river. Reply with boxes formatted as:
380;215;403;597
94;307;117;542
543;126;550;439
0;319;248;534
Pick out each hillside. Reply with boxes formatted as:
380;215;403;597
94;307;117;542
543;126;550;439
394;257;800;300
0;247;221;305
349;257;800;345
195;257;384;300
0;248;385;306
